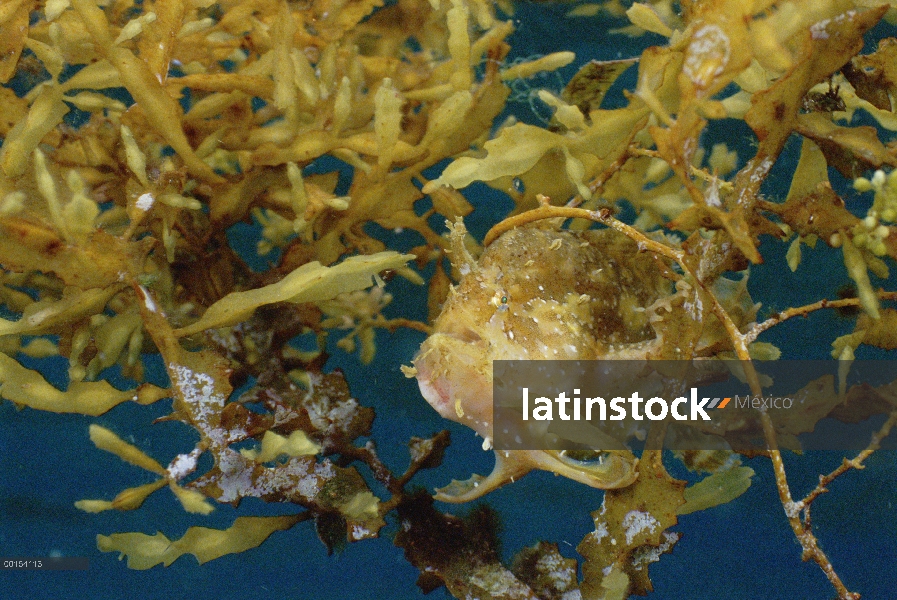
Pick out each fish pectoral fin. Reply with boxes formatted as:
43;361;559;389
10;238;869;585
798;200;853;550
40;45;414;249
530;450;639;490
432;450;639;503
432;451;534;503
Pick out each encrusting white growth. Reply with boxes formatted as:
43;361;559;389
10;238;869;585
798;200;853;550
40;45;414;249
135;192;155;211
622;510;660;545
167;448;201;481
413;220;673;502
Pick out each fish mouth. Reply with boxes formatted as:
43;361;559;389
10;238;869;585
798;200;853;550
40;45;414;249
415;371;452;419
413;330;493;438
436;322;483;344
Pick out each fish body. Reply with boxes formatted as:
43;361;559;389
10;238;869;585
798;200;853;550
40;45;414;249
414;221;672;501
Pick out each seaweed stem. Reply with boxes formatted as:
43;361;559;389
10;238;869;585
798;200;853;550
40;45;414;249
803;408;897;508
746;291;897;341
760;411;860;600
631;147;736;191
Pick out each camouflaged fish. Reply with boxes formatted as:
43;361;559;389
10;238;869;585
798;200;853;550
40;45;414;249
414;220;673;502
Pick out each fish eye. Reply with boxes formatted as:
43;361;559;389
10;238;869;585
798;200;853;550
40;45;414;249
490;290;510;310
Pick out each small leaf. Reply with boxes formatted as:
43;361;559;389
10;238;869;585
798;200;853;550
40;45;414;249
786;236;802;271
679;465;754;515
842;235;879;319
244;430;321;462
562;59;639;116
0;86;69;178
76;480;168;513
0;0;30;83
175;251;412;336
169;484;215;515
0;354;158;416
97;515;303;569
625;3;672;37
796;112;892;179
88;424;167;475
0;286;119;336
